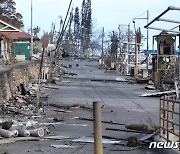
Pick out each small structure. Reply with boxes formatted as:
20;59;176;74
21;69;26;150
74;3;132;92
152;31;176;89
0;19;31;64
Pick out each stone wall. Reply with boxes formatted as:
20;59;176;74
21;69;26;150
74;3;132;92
0;61;39;102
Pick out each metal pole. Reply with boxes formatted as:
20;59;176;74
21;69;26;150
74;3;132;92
118;25;120;52
135;32;138;67
146;10;149;70
147;26;180;33
37;47;45;108
102;27;104;56
127;23;130;66
144;7;171;28
93;101;103;154
134;26;139;78
179;25;180;53
30;0;33;60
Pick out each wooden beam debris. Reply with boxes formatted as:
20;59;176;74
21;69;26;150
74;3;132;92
78;117;125;125
106;128;144;134
102;135;127;141
47;103;92;111
0;137;40;145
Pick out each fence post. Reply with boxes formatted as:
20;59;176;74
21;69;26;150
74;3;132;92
93;101;103;154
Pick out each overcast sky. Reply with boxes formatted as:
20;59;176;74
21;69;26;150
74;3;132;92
15;0;180;49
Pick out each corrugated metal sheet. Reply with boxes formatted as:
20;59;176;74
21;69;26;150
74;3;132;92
0;31;31;40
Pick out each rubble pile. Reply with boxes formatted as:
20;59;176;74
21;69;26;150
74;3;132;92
0;80;48;142
0;61;67;144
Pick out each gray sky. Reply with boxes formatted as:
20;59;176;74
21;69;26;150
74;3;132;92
15;0;180;49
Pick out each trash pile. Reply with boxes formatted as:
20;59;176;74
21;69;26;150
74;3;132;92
0;82;46;117
0;80;49;143
0;62;69;143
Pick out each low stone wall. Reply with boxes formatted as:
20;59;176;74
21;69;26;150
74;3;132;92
0;61;39;102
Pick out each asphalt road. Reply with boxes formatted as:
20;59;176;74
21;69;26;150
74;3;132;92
49;59;160;125
46;59;160;154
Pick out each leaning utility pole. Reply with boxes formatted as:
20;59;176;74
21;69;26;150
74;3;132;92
36;34;49;108
56;0;73;52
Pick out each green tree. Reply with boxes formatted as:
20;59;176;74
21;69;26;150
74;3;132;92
81;0;92;55
0;0;24;28
74;7;80;40
74;7;80;53
86;0;92;41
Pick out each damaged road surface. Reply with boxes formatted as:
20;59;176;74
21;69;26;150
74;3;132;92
0;59;159;154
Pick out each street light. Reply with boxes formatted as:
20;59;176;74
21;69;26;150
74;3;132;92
133;10;149;70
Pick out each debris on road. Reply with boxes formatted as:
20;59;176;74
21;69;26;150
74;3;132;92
136;78;149;84
106;127;145;134
0;120;13;130
51;144;79;149
16;129;30;137
144;80;156;90
127;137;140;147
73;136;121;144
54;109;71;113
145;85;156;90
50;79;56;84
0;129;15;138
47;103;93;111
102;135;126;141
0;137;40;145
53;117;64;122
91;79;129;83
137;133;157;142
44;135;71;140
139;90;176;97
125;124;152;133
29;128;44;137
77;117;125;125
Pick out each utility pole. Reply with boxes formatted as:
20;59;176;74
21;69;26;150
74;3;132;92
101;27;104;57
37;34;49;109
30;0;33;60
146;10;149;70
56;0;73;52
179;25;180;53
133;11;149;70
127;23;130;70
118;25;121;53
134;28;138;78
118;24;131;75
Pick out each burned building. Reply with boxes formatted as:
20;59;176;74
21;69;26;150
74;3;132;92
152;31;176;90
